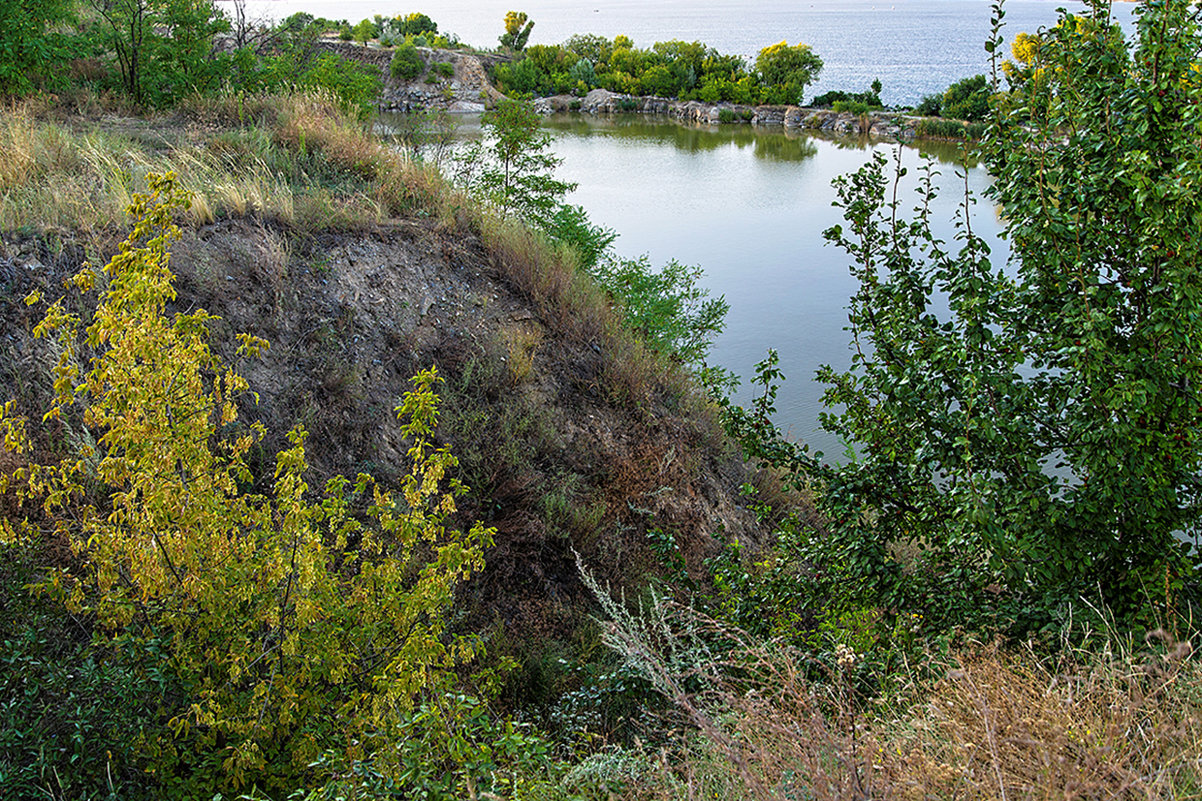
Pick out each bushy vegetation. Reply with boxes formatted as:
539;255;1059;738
912;116;987;140
390;41;424;80
0;174;497;794
495;34;821;104
723;0;1202;639
913;73;992;121
2;0;1202;797
0;2;383;115
455;97;578;228
811;78;883;109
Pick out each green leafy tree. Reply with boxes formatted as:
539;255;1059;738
727;0;1202;632
0;0;77;97
458;97;576;228
396;11;437;37
352;17;375;45
755;40;822;104
592;255;729;367
89;0;230;106
500;10;534;52
0;174;494;792
391;41;424;80
563;33;613;65
941;73;990;120
544;204;616;270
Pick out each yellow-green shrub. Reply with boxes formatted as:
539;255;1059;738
0;173;493;794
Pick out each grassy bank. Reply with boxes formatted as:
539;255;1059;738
1;87;1200;799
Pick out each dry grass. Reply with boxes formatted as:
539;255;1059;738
503;323;543;385
0;93;445;235
882;635;1202;800
271;92;382;181
589;593;1202;801
481;216;615;344
0;93;696;418
477;215;702;413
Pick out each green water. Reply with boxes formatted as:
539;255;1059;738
387;111;1005;457
541;115;1003;458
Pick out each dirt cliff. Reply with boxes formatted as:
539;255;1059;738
0;212;765;643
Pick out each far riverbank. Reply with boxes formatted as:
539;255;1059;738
316;39;985;143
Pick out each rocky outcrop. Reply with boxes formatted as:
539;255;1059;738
316;39;507;112
539;88;920;140
320;41;942;140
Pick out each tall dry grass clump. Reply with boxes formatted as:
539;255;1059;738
884;634;1202;800
0;93;447;234
272;91;382;180
479;216;697;409
482;217;605;337
583;582;1202;801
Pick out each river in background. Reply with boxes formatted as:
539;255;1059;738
218;0;1138;105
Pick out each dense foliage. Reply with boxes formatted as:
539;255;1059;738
914;73;992;120
390;41;425;80
495;34;822;104
2;0;1202;795
723;0;1202;636
0;2;383;114
811;78;883;110
0;0;78;97
754;41;823;105
0;175;495;794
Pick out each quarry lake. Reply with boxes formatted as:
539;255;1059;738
382;112;1006;458
542;116;1004;458
263;0;1140;454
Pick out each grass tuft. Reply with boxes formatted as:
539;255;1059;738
587;590;1202;800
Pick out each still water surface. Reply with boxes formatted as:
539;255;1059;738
220;0;1137;104
548;117;1004;457
404;113;1006;458
265;0;1135;454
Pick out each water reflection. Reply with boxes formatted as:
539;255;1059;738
376;109;1002;456
541;115;822;162
380;108;981;169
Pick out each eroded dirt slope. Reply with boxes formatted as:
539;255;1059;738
0;218;765;639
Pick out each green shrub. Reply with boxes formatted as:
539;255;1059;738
301;54;382;118
914;92;942;116
810;89;852;107
568;58;597;89
545;203;616;270
432;61;454;78
913;117;982;140
941;73;989;121
0;548;170;800
718;108;736;123
590;255;728;366
832;99;870;115
723;0;1202;635
390;42;424;80
813;83;882;110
